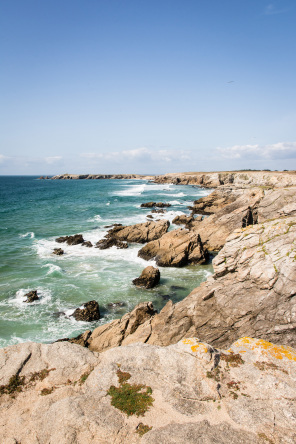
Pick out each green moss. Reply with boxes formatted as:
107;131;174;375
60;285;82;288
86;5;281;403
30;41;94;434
273;264;278;273
107;369;154;417
257;432;275;443
79;368;94;385
206;367;221;382
136;423;152;436
0;374;25;396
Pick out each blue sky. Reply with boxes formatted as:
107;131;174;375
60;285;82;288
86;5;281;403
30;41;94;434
0;0;296;174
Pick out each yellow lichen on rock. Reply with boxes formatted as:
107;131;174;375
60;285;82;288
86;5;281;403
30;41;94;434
181;338;208;354
232;337;296;362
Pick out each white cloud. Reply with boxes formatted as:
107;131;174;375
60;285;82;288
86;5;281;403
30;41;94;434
80;148;190;163
45;156;63;164
264;3;289;15
216;142;296;160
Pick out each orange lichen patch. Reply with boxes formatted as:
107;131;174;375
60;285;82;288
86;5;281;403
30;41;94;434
191;344;208;354
233;337;296;362
182;339;196;346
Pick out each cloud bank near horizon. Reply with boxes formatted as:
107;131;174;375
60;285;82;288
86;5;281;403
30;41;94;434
0;142;295;175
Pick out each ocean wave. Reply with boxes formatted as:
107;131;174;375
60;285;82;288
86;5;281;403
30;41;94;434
88;214;102;222
42;263;63;276
113;184;146;196
19;232;35;239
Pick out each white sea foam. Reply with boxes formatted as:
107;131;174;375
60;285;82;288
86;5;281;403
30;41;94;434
113;184;146;196
12;287;52;306
88;214;102;222
106;202;110;206
19;232;35;239
42;263;63;276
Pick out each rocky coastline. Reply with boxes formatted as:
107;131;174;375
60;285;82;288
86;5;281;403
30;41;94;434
1;170;296;443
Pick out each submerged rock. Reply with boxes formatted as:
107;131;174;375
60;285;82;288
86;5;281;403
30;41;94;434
133;266;160;289
107;302;126;308
141;202;171;208
72;301;100;322
24;290;39;303
82;241;93;248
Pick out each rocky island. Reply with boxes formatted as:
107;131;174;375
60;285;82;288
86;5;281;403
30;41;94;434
1;170;296;443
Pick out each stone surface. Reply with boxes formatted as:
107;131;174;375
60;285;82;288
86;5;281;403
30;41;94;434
107;220;170;244
1;337;296;443
24;290;39;303
138;228;208;267
141;202;171;208
172;214;194;225
72;301;100;322
132;266;160;289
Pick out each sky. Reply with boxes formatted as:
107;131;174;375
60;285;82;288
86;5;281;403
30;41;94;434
0;0;296;175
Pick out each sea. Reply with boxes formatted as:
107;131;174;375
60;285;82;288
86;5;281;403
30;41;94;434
0;176;213;349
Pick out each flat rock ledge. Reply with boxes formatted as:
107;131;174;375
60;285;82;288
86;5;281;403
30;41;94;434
105;220;170;244
1;337;296;443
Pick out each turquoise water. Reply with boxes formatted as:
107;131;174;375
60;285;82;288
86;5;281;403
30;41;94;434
0;176;213;348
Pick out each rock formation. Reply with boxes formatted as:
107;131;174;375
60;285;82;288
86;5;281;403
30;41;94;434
105;220;170;244
132;266;160;289
56;234;85;246
141;202;171;208
138;229;208;267
95;238;128;250
1;337;296;443
53;248;64;255
72;301;100;322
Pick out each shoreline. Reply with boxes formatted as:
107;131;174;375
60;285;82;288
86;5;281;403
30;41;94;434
1;171;296;443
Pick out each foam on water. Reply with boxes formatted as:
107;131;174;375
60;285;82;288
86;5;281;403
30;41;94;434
113;183;147;196
42;263;63;276
19;232;35;239
11;287;52;306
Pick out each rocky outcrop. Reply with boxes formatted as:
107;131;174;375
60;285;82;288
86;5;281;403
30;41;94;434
138;229;208;267
88;302;156;352
106;220;170;244
24;290;39;303
141;202;171;208
189;189;237;215
72;301;100;322
109;216;295;351
51;173;154;180
187;187;296;251
1;337;296;443
56;234;84;246
153;170;296;188
132;266;160;289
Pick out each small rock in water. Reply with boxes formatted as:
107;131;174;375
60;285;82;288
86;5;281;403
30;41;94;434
133;266;160;289
146;215;153;219
96;238;128;249
56;234;84;245
72;301;100;322
24;290;39;303
170;285;186;291
53;248;64;255
52;311;66;318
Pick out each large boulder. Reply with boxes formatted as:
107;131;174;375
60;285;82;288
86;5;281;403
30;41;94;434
106;220;170;244
1;338;296;443
72;301;100;322
132;266;160;289
138;228;208;267
172;214;194;225
88;302;156;352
